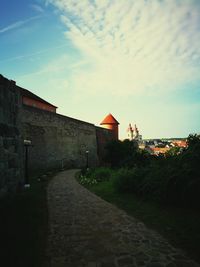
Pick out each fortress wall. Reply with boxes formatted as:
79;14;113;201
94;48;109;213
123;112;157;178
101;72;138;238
20;105;99;175
96;126;114;164
0;74;115;187
0;75;23;195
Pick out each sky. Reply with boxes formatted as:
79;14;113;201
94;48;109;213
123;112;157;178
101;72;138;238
0;0;200;139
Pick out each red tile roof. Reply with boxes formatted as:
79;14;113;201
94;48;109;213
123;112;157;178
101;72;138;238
100;113;119;125
172;140;187;147
152;147;170;154
19;86;57;108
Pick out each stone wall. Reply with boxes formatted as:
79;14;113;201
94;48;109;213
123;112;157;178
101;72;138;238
0;75;23;195
20;105;100;175
0;74;114;188
96;126;114;164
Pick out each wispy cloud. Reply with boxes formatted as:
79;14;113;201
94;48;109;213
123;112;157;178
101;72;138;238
19;54;70;78
30;4;44;13
0;43;69;63
16;54;81;104
46;0;200;95
0;15;42;34
17;53;88;80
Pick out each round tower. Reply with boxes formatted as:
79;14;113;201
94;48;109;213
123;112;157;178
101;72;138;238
100;113;119;140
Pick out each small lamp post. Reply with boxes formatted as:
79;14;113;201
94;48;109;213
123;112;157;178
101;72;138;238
86;150;89;170
24;139;32;188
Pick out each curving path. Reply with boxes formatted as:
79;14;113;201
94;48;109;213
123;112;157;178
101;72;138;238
45;170;199;267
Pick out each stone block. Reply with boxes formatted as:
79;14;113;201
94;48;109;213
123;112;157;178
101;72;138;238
0;185;8;197
8;156;19;168
3;137;14;149
0;167;5;186
0;147;5;161
8;145;16;154
0;136;3;147
117;256;133;266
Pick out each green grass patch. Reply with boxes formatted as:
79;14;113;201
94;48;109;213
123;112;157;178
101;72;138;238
0;173;53;267
84;179;200;264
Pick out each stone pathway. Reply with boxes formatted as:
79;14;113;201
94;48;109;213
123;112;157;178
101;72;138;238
45;170;199;267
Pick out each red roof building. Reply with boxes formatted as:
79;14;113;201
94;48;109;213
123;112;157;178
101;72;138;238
171;140;187;148
151;147;170;155
19;87;57;113
100;113;119;140
100;113;119;125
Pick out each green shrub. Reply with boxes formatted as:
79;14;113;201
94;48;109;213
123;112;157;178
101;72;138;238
79;167;112;186
112;168;143;193
92;167;112;182
80;135;200;209
104;139;149;168
79;173;98;186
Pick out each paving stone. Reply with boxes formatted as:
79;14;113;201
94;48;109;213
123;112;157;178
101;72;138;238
135;252;149;262
146;263;164;267
117;256;133;266
165;263;176;267
174;261;199;267
87;262;97;267
101;261;116;267
51;256;66;267
45;170;200;267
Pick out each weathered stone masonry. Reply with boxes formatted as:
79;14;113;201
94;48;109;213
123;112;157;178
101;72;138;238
0;74;113;192
20;105;100;175
0;75;23;195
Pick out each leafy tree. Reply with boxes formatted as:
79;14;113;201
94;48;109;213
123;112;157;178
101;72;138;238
105;134;200;208
104;139;149;168
166;146;182;157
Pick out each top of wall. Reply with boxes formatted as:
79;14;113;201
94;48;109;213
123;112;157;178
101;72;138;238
0;74;19;126
1;73;57;109
0;73;57;108
1;74;117;131
22;104;95;127
0;74;14;88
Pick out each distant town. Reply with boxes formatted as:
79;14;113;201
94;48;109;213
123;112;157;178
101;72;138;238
126;123;187;155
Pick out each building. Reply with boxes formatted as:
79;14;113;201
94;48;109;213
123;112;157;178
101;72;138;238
127;123;142;142
100;113;119;140
19;86;57;113
0;74;119;193
171;140;187;148
151;147;170;155
143;138;188;156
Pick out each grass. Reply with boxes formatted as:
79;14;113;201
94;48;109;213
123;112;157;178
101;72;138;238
0;173;53;267
84;179;200;264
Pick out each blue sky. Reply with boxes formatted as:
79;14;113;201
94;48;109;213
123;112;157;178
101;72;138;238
1;0;200;139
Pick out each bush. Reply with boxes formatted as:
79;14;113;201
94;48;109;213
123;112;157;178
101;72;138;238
80;135;200;209
104;139;149;168
92;167;112;182
79;167;112;186
112;168;146;193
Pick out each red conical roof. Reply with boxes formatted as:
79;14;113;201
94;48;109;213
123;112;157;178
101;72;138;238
100;113;119;125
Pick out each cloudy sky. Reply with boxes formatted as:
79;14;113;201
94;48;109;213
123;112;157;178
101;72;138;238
1;0;200;139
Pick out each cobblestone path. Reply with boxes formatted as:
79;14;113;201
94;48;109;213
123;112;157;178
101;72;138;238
45;170;199;267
